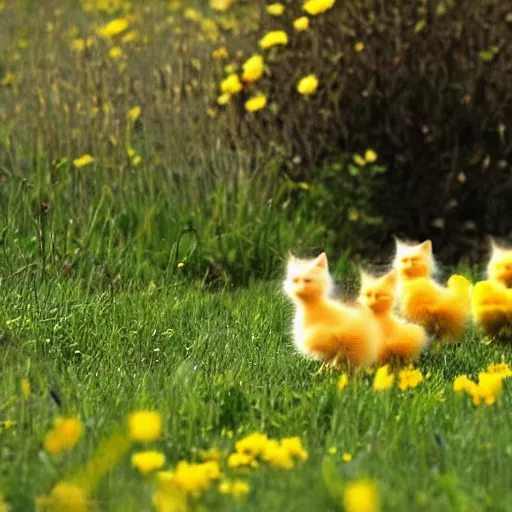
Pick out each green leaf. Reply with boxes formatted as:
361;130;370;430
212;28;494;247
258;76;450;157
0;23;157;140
478;50;494;62
348;164;359;176
414;19;426;33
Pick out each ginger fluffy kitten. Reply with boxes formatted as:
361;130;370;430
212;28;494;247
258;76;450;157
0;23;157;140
284;253;379;367
358;269;427;362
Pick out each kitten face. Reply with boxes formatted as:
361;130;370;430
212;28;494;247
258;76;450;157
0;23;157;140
359;270;397;314
487;243;512;287
394;239;434;279
283;253;332;301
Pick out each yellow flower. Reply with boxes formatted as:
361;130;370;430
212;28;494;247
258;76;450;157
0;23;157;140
217;93;231;105
474;372;503;406
108;46;122;60
342;452;352;462
132;451;166;475
128;410;162;442
132;155;142;166
152;484;187;512
210;0;236;11
21;378;31;399
128;106;141;121
262;440;294;469
235;432;269;457
487;362;512;377
293;16;310;31
337;373;349;391
344;479;380;512
44;418;82;455
122;31;139;43
373;365;395;391
227;452;255;468
99;18;129;38
453;375;476;394
303;0;336;16
219;480;250;499
364;149;378;163
398;367;424;390
245;95;267;112
73;154;94;168
160;460;220;493
353;153;366;166
220;74;242;95
354;41;365;52
242;55;264;83
213;47;228;60
281;437;308;460
184;8;201;21
297;74;319;95
37;482;87;512
259;30;288;50
267;3;284;15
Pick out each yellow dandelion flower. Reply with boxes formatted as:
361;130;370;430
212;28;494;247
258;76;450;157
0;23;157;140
162;460;220;493
132;451;166;475
453;375;476;394
235;432;269;457
217;93;231;105
337;373;349;391
297;74;319;95
219;479;250;499
108;46;122;60
344;479;380;512
364;149;378;163
128;410;162;442
220;74;242;95
487;362;512;377
303;0;336;16
99;18;129;38
245;95;267;112
267;3;284;15
475;371;503;406
242;54;264;83
281;437;308;460
44;417;82;455
132;155;142;166
342;452;353;462
293;16;310;31
227;452;254;468
262;440;294;469
128;106;141;121
43;482;87;512
73;154;94;168
354;41;365;52
21;378;31;399
213;47;228;60
122;31;139;43
398;367;424;390
184;8;201;21
373;365;395;391
210;0;236;11
353;153;366;166
259;30;288;50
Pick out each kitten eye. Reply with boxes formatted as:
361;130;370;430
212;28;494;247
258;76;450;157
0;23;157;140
303;278;312;284
292;277;300;284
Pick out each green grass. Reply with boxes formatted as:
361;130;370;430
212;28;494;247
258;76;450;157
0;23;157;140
1;276;512;511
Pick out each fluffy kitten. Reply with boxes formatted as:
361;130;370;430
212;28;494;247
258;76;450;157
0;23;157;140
284;253;379;367
487;240;512;287
358;269;427;362
393;239;472;340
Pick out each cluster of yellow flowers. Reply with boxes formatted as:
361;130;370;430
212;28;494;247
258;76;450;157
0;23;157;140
216;0;337;112
43;417;82;456
453;362;511;406
373;365;424;392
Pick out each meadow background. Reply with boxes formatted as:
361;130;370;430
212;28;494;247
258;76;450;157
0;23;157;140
1;0;512;510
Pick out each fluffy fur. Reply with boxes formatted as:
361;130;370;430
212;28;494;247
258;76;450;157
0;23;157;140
487;240;512;287
394;239;472;341
471;280;512;337
284;253;379;366
358;269;427;362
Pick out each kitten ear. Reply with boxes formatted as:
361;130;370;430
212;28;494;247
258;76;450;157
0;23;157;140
287;252;297;262
359;267;371;283
489;237;502;254
313;252;328;269
420;240;432;253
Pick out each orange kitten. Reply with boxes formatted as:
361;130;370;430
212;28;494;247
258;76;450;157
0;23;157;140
394;239;472;340
487;240;512;287
284;253;379;367
358;269;427;362
471;280;512;337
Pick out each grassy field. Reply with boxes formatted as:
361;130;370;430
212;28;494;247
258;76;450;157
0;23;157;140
1;274;512;511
